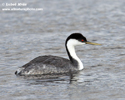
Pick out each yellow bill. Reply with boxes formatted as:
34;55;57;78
85;42;101;45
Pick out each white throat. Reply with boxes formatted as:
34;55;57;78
67;39;84;70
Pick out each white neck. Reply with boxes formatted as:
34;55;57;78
67;39;84;70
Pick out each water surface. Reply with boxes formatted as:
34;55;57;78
0;0;125;100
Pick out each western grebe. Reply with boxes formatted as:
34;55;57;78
15;33;101;76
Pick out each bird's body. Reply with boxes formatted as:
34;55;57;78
16;55;78;75
15;33;101;76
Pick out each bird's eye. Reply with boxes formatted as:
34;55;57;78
81;39;84;42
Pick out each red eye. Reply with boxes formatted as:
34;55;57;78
81;39;84;42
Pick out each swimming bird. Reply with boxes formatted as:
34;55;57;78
15;33;101;76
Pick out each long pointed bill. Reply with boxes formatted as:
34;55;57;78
85;42;101;45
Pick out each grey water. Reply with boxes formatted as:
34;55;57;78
0;0;125;100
